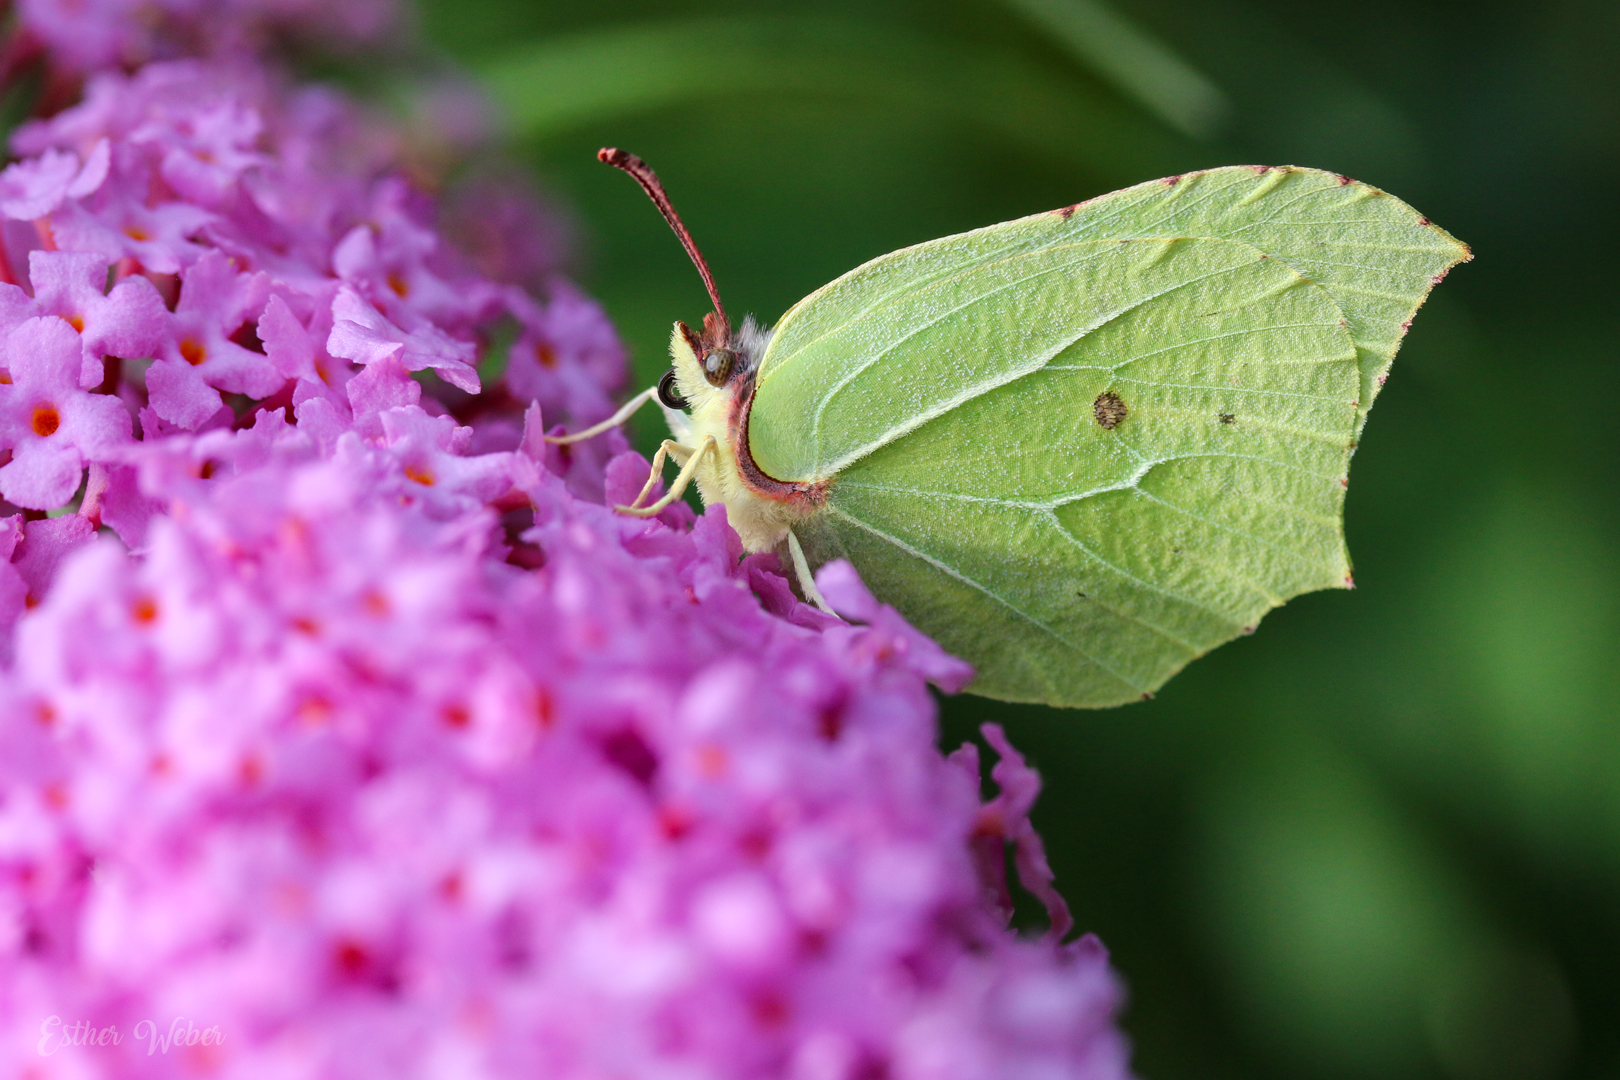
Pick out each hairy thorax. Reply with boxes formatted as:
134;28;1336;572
666;320;828;553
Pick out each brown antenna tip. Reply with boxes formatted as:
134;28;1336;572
597;148;730;343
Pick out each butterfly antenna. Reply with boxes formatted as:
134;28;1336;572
598;148;730;341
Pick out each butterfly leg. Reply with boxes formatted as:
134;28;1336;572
786;529;835;615
614;436;716;518
623;439;692;509
544;384;659;445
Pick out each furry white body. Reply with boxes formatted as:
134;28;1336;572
663;321;821;553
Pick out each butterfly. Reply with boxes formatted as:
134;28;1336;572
556;149;1468;708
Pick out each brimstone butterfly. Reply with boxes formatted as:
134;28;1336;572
558;149;1469;708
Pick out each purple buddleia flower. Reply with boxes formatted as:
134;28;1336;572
0;414;1129;1077
139;96;267;209
505;280;626;427
48;183;218;275
27;250;170;388
376;406;515;519
328;284;480;393
8;512;95;605
333;177;499;332
14;0;141;73
438;167;574;292
143;250;280;428
16;0;397;72
0;140;108;221
0;8;1133;1078
0;316;130;509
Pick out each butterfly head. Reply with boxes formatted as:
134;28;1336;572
665;313;768;422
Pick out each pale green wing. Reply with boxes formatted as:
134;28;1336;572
753;165;1468;479
752;166;1467;708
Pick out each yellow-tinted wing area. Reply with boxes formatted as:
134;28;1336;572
749;166;1467;708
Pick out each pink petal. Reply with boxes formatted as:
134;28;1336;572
11;512;95;602
58;390;133;458
144;358;226;430
3;316;84;391
66;138;110;198
0;283;43;340
93;463;158;548
85;275;171;377
328;286;479;392
983;723;1074;942
346;354;420;439
0;148;81;220
259;293;317;381
0;439;83;510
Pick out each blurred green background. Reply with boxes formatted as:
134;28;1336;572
414;1;1618;1077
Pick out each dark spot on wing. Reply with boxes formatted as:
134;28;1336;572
1218;412;1235;424
1053;203;1080;219
1163;174;1182;186
1337;174;1354;186
1093;392;1127;430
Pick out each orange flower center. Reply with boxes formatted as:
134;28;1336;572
404;463;435;486
297;695;332;727
535;341;557;369
65;314;84;332
122;225;150;242
31;405;60;437
387;273;410;298
180;338;207;366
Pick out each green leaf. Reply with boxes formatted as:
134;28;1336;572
475;15;1180;180
996;0;1231;138
755;166;1468;707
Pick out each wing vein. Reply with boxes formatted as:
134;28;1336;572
806;242;1122;453
1131;488;1337;583
815;256;1269;477
824;505;1150;693
1068;320;1352;374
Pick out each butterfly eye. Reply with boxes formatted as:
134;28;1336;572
702;348;736;386
657;369;689;410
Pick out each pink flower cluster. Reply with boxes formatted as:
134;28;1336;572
0;16;1131;1080
0;59;620;512
14;0;396;74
